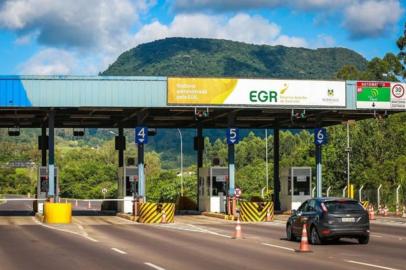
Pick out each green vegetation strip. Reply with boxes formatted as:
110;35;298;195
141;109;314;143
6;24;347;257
0;194;5;205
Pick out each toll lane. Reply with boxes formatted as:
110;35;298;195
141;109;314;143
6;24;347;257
86;222;353;270
171;217;406;270
0;217;152;270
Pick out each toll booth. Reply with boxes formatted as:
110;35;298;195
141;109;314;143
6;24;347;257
280;167;312;211
118;166;138;213
36;166;58;213
198;167;228;213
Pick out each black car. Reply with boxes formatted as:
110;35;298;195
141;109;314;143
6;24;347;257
286;197;370;244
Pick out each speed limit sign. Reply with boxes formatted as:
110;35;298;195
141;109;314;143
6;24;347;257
235;188;242;198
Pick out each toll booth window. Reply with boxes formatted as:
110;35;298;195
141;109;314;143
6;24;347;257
293;176;310;196
212;176;227;196
125;176;132;196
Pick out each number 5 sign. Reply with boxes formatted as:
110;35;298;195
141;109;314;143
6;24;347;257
227;128;240;145
135;126;148;144
314;128;327;146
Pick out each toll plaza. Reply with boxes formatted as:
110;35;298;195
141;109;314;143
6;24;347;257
0;76;405;222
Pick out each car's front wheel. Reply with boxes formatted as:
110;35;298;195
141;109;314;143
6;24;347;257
310;226;322;245
286;224;295;241
358;235;369;245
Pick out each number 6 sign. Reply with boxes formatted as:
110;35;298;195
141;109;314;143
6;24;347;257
314;128;327;146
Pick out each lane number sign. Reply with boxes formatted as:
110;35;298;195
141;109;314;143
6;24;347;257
314;128;328;146
227;128;240;145
135;127;148;144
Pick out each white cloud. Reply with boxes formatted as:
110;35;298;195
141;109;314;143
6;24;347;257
0;0;155;74
133;13;307;48
0;0;150;48
172;0;404;39
19;48;77;75
343;0;403;39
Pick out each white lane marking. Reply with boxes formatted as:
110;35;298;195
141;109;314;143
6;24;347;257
111;248;127;254
145;262;166;270
186;224;231;238
261;243;295;252
345;260;401;270
159;223;231;238
31;217;99;242
371;234;383;238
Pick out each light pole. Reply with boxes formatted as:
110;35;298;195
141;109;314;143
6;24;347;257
346;121;350;197
265;129;269;193
177;128;184;197
345;120;355;197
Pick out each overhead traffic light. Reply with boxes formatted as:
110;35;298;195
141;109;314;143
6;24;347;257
291;109;307;122
194;108;209;121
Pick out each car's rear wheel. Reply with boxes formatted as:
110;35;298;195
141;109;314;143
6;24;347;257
358;235;369;245
310;226;322;245
286;224;295;241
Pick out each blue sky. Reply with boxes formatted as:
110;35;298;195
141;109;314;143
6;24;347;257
0;0;404;75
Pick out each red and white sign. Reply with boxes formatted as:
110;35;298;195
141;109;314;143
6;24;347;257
235;188;242;198
392;84;405;98
391;83;406;109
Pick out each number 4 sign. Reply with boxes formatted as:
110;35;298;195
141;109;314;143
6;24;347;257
135;127;148;144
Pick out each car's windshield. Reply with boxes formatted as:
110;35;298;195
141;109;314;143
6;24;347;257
324;201;364;212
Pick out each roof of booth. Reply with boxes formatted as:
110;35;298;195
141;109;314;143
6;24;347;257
0;75;403;128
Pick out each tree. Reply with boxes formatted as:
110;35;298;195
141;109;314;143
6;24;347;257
396;22;406;79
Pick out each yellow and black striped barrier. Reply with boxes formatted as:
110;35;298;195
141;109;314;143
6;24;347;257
240;201;274;222
138;203;175;224
361;201;369;209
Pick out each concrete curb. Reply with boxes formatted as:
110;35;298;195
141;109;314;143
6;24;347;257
202;212;235;221
117;213;138;222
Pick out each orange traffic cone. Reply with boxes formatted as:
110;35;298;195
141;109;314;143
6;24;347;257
266;208;272;222
88;200;91;209
232;216;243;239
369;205;375;220
161;210;167;224
296;223;312;253
75;200;78;207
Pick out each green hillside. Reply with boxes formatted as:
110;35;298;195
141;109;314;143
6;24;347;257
102;37;367;79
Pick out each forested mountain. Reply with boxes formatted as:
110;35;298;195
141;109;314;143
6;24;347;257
102;37;367;79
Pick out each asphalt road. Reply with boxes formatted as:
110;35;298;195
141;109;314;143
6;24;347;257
0;212;405;270
1;198;405;270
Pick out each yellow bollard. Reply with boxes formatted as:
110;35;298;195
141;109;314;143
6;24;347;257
44;202;72;224
348;184;354;199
